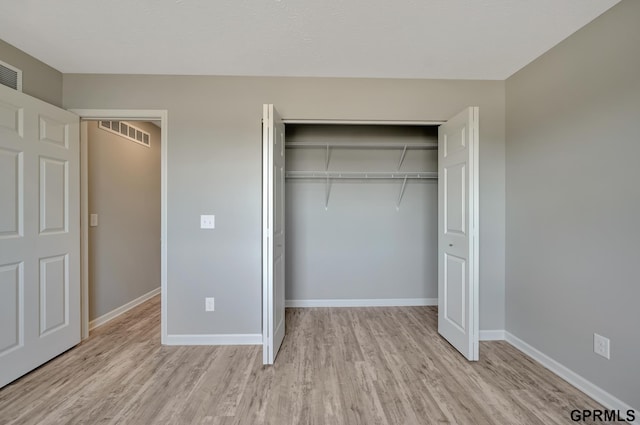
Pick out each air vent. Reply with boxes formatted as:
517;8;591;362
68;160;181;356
99;121;151;148
0;60;22;91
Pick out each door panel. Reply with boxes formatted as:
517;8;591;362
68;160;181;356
443;127;466;156
0;100;22;135
445;163;466;235
39;254;68;335
444;253;466;331
0;148;22;237
0;262;22;355
262;104;285;365
438;107;479;361
40;157;68;234
273;161;285;344
0;84;80;388
39;115;69;148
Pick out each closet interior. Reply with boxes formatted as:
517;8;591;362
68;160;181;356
284;124;440;305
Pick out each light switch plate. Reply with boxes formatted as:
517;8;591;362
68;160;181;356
205;297;215;312
90;214;98;227
200;215;215;229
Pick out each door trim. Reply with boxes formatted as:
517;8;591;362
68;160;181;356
269;111;480;362
471;107;480;359
70;109;168;344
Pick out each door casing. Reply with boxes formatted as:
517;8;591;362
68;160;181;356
261;114;480;362
70;109;168;343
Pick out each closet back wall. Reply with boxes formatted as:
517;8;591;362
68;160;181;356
285;125;438;302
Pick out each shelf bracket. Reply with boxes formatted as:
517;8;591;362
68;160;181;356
396;176;408;210
325;176;332;210
325;144;331;171
397;145;408;171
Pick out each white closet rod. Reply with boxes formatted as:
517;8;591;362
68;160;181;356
285;171;438;180
282;119;445;126
285;141;438;149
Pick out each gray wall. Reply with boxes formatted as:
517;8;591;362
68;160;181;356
0;39;62;107
285;125;439;301
505;0;640;409
62;76;506;334
88;121;161;320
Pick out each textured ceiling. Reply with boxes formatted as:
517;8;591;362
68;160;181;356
0;0;620;80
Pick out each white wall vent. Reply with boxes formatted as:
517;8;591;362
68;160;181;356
99;120;151;148
0;60;23;91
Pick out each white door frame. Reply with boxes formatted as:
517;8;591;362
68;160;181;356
70;109;168;344
264;115;480;359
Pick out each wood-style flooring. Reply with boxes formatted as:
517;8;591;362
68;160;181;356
0;296;608;424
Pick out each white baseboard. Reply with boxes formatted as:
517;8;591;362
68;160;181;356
479;330;505;341
89;287;161;330
285;298;437;308
165;334;262;346
505;332;639;423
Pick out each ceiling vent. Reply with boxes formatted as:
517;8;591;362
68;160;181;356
99;120;151;148
0;60;22;91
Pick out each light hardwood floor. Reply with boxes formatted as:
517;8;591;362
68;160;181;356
0;296;609;424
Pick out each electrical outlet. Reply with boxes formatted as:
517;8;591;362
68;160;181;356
200;215;215;229
205;297;215;312
593;333;610;359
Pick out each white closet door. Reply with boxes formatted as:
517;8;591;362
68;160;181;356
438;107;479;361
262;104;286;365
0;84;81;387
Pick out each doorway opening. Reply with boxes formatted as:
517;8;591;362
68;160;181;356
84;119;161;336
74;109;168;343
284;123;439;307
262;108;479;364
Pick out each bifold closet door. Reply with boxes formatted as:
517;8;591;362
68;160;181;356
262;104;286;365
438;107;479;361
0;84;81;387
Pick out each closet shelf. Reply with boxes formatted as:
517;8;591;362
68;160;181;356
286;141;438;149
286;141;437;209
286;141;437;171
285;171;438;180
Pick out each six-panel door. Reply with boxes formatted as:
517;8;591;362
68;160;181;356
438;107;479;361
0;85;80;387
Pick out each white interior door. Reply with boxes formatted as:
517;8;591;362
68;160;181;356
262;104;285;365
438;107;479;361
0;85;80;387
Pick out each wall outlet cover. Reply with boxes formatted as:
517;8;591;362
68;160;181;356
593;333;610;359
200;215;215;229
